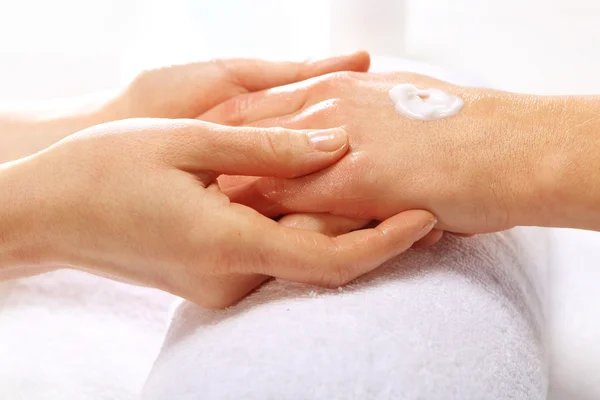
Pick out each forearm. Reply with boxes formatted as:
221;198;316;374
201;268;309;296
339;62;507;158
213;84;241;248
0;90;123;163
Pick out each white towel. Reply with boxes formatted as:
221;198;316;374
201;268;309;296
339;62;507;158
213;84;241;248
143;228;550;400
0;270;175;400
547;228;600;400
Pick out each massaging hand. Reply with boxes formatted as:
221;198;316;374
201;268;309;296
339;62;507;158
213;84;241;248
1;52;371;164
118;52;371;119
3;119;435;308
201;71;537;235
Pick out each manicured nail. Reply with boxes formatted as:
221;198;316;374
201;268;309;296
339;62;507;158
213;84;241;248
414;217;438;242
308;128;348;152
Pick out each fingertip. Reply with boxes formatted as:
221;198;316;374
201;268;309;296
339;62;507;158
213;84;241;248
333;50;371;72
412;229;444;249
311;50;371;74
379;210;438;245
350;50;371;72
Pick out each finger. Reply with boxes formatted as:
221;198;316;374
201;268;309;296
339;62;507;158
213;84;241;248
199;83;310;126
245;99;345;130
278;213;370;237
412;229;444;249
224;171;335;218
172;120;349;178
452;232;476;238
200;71;365;126
357;221;444;249
218;51;370;92
231;207;437;288
192;213;369;308
217;175;259;192
189;273;271;310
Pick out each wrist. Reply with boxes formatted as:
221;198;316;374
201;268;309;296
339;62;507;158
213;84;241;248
468;91;569;230
537;96;600;230
0;160;49;271
499;94;562;228
507;95;600;230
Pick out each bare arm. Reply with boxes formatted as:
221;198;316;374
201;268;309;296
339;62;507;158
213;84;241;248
0;91;122;163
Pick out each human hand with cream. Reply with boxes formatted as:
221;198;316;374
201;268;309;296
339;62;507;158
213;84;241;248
0;118;435;308
202;71;600;235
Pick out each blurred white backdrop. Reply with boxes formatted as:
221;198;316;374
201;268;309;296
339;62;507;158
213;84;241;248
407;0;600;94
2;0;600;99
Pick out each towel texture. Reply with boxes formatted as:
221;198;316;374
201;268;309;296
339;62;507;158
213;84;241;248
547;229;600;400
0;270;175;400
143;228;550;400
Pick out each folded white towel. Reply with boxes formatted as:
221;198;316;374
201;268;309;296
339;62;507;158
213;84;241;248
0;270;175;400
143;228;550;400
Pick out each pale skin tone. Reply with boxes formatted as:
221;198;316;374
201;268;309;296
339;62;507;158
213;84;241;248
0;52;436;308
205;71;600;236
4;55;599;309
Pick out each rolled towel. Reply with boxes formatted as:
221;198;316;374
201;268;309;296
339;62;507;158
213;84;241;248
143;227;550;400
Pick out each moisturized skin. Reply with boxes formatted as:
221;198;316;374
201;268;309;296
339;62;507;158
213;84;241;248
204;71;600;236
388;84;464;120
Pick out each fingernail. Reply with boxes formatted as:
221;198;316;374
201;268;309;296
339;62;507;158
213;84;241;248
308;129;348;152
414;217;438;242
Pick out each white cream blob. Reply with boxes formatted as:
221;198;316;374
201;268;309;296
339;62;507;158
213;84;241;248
388;84;464;120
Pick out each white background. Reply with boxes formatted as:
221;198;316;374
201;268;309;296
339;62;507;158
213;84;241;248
1;0;600;99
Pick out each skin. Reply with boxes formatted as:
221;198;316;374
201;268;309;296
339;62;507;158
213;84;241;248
0;119;436;308
202;71;600;235
1;52;373;163
0;53;436;308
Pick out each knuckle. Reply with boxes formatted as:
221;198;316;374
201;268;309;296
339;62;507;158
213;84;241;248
320;263;351;289
320;98;346;112
299;98;349;124
311;71;357;94
130;68;155;90
220;95;253;126
329;70;359;83
313;242;352;289
260;127;292;161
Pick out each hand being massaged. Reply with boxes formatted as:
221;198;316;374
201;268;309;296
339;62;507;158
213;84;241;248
204;70;596;237
0;52;437;308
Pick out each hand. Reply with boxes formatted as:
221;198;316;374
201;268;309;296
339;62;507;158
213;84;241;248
202;72;549;234
1;119;436;308
118;52;371;119
0;52;371;164
219;175;445;247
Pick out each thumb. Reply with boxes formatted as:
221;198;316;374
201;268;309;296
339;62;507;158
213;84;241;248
178;121;350;178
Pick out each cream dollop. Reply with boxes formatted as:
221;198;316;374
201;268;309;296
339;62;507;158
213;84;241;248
388;84;463;120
